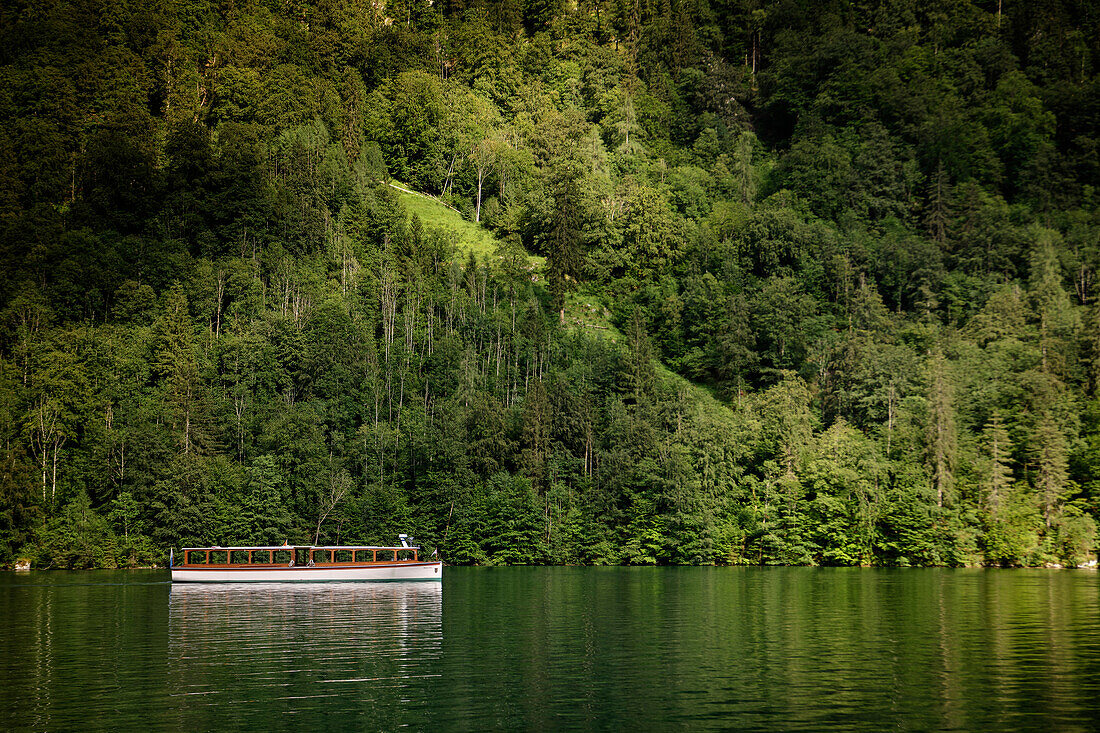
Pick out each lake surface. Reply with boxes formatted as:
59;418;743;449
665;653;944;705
2;567;1099;731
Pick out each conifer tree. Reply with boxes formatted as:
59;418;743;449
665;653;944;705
984;411;1013;514
545;161;586;324
1034;407;1069;529
926;347;956;508
152;284;202;455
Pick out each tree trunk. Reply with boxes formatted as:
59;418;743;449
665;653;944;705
476;166;484;222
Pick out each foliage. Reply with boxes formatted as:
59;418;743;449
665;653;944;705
0;0;1098;568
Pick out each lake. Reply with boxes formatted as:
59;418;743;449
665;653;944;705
2;567;1099;731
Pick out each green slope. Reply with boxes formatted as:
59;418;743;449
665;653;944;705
388;181;734;418
388;181;507;262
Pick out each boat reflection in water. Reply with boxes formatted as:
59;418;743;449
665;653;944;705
168;582;442;730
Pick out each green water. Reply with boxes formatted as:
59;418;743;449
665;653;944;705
2;568;1099;731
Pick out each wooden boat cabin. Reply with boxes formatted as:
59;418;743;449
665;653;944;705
180;545;423;567
171;537;442;582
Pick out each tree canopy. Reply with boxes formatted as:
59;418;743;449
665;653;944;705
0;0;1098;568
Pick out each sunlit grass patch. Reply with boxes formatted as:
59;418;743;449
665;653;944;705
388;181;501;262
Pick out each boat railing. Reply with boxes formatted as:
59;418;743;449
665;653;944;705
177;545;422;568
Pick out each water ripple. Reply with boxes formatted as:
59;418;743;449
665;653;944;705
3;569;1100;731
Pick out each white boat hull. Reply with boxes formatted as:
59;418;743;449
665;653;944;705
171;561;442;583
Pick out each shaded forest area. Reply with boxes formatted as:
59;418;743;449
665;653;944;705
1;0;1099;568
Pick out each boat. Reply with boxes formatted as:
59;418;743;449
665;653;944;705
170;535;441;582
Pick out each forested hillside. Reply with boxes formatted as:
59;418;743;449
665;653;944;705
1;0;1099;568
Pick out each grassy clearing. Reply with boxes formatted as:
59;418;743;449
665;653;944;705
389;181;505;261
389;179;546;286
655;360;729;411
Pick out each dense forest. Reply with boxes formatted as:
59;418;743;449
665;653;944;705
1;0;1099;568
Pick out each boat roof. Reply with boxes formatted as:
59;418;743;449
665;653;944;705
180;544;419;551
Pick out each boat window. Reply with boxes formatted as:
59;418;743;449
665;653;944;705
354;550;372;562
210;550;228;565
230;550;249;564
186;551;207;564
377;549;395;562
250;550;272;564
335;550;353;563
311;550;331;564
273;550;292;564
397;549;414;561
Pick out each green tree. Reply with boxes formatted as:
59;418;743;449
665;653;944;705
152;285;205;455
544;160;588;323
1034;407;1070;530
980;411;1036;566
925;347;956;508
